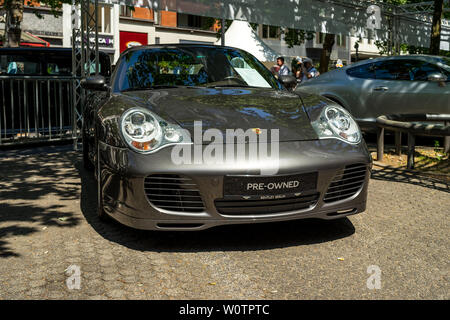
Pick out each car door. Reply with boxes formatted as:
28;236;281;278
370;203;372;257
365;59;449;117
407;59;449;115
363;59;416;118
344;62;377;123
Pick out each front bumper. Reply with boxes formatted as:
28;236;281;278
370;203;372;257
98;139;372;231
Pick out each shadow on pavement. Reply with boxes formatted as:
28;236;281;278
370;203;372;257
74;155;356;253
371;165;449;193
0;146;81;258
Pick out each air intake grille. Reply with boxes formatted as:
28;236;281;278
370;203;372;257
215;192;319;215
323;164;367;203
144;174;205;213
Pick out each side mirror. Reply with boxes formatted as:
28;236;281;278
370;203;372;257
278;75;297;90
81;75;108;91
427;72;447;83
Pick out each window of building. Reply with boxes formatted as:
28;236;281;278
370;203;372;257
336;35;346;47
89;4;113;34
188;15;202;28
261;25;279;39
316;32;326;44
177;13;209;29
120;5;132;17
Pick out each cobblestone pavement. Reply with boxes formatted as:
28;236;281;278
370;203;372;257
0;146;448;299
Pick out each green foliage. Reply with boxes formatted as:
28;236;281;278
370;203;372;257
407;45;450;57
375;39;450;57
202;18;235;40
283;28;315;49
1;0;75;19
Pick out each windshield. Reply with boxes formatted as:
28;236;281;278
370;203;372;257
114;46;281;91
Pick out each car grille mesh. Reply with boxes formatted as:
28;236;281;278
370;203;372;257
144;174;205;213
323;163;367;203
215;192;320;215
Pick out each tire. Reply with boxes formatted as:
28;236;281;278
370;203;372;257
97;194;110;222
82;130;95;171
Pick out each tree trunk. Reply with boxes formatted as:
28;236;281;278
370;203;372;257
4;0;23;48
430;0;444;55
319;33;335;74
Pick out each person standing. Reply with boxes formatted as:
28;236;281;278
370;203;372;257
276;56;290;77
302;58;320;81
292;56;304;82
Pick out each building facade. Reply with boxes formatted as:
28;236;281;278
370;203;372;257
1;2;64;46
255;25;352;66
350;36;382;61
61;2;218;64
5;2;351;67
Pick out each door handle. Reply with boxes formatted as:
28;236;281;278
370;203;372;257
373;86;389;92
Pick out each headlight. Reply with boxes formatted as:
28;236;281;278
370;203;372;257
120;108;190;153
311;105;361;144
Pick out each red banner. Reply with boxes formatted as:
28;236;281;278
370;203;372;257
120;31;148;53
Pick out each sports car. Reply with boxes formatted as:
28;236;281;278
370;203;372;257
81;44;372;231
296;55;450;131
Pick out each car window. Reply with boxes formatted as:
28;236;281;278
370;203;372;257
372;59;447;81
435;58;450;80
409;60;443;81
373;60;413;81
0;54;40;75
115;47;280;91
44;54;72;76
85;62;103;76
346;63;375;79
440;67;450;80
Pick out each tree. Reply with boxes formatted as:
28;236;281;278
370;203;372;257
2;0;73;47
203;17;258;41
430;0;444;55
319;33;335;74
3;0;22;47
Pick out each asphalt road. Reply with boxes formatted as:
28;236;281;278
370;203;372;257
0;145;448;299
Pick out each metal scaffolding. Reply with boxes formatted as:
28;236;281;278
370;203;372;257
71;0;100;143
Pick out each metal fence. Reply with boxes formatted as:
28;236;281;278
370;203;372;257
0;76;79;146
376;114;450;169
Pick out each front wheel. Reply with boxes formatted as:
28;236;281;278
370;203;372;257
82;130;94;171
97;193;109;221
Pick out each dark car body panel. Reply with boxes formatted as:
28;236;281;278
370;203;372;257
83;44;372;231
121;87;318;141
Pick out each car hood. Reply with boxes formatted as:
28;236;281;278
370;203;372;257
121;87;318;142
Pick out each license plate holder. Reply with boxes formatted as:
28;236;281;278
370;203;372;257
223;172;318;200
